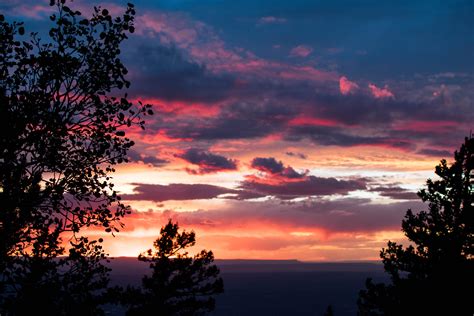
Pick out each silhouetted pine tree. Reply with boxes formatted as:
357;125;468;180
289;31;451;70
358;137;474;315
124;220;224;316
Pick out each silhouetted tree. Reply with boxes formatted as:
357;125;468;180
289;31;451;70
323;305;334;316
0;0;151;314
124;220;224;316
358;137;474;315
3;236;111;315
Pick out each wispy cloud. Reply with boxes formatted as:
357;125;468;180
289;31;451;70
257;16;287;25
368;83;394;99
289;45;313;57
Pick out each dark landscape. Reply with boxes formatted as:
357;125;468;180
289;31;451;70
106;259;386;315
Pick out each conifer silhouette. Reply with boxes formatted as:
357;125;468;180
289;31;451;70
124;220;224;316
358;137;474;315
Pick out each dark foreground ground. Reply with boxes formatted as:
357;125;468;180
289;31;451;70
106;258;387;316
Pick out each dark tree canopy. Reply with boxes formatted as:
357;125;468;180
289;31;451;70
323;305;334;316
124;220;224;316
0;0;151;313
358;137;474;315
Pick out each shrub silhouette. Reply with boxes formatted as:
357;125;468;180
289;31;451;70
124;220;224;316
358;137;474;315
0;0;151;313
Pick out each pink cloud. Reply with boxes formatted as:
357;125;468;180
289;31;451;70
278;65;338;82
211;59;337;83
130;98;221;117
368;83;394;99
7;2;128;20
4;3;53;20
392;119;458;133
289;45;313;58
136;12;204;48
131;11;339;86
134;12;249;70
288;116;339;127
339;76;359;95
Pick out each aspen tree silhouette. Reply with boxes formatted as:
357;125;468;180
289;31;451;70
358;137;474;315
0;1;152;314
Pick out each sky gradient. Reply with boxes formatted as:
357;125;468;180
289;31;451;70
4;0;473;261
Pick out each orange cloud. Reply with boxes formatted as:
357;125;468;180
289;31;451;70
80;208;408;261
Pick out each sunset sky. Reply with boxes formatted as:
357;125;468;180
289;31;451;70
3;0;473;261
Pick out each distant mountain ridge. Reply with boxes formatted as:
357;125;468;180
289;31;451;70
107;257;382;278
104;257;386;316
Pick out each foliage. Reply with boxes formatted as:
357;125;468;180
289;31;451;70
358;137;474;315
323;305;334;316
124;220;224;316
0;0;151;313
3;237;110;315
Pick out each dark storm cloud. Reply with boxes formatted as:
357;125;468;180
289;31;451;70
12;0;471;154
240;176;367;199
303;92;396;126
369;186;419;200
164;102;297;140
122;183;236;201
251;157;307;179
117;6;472;151
150;78;470;150
176;148;238;174
127;150;169;167
251;157;284;174
244;157;367;199
122;183;265;201
416;148;452;157
286;125;415;149
126;42;235;103
287;89;469;128
124;164;368;202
